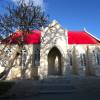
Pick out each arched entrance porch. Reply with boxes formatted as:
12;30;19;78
48;47;62;76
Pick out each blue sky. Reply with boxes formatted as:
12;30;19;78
0;0;100;38
46;0;100;38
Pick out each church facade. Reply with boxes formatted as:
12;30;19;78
0;20;100;80
39;20;100;79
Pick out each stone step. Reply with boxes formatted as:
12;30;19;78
40;85;75;90
41;78;70;81
39;84;75;93
41;82;71;85
45;77;71;80
39;78;76;94
41;78;71;83
39;89;75;94
4;78;75;96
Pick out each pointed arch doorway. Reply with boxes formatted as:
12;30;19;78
48;47;63;76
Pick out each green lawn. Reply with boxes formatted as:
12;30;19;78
0;81;15;95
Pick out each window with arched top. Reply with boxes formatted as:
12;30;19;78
69;54;72;66
96;53;100;65
93;48;100;65
20;48;28;68
34;48;40;66
80;54;86;66
67;50;72;66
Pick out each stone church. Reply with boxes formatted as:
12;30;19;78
0;20;100;80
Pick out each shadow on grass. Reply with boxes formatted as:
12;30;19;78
0;81;15;95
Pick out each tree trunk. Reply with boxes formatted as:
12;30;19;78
30;45;37;79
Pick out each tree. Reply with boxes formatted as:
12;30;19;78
0;0;49;80
0;0;48;40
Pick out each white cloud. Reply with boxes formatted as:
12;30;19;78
11;0;45;10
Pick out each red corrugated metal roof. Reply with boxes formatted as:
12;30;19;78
1;30;100;44
24;30;41;44
68;31;100;44
1;30;41;44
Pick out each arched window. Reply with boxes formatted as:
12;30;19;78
80;54;86;66
93;48;100;65
34;48;40;66
20;48;28;68
69;54;72;66
67;50;72;66
96;53;100;65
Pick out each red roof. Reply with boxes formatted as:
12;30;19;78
23;30;41;44
1;30;41;44
1;30;100;44
68;31;100;44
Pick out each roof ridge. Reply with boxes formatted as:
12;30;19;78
83;29;100;42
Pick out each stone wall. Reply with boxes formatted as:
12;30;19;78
38;20;69;79
68;45;100;76
38;20;100;79
0;44;40;80
1;20;100;80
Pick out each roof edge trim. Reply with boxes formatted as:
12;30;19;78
84;28;100;42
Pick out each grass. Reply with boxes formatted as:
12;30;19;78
0;81;15;95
